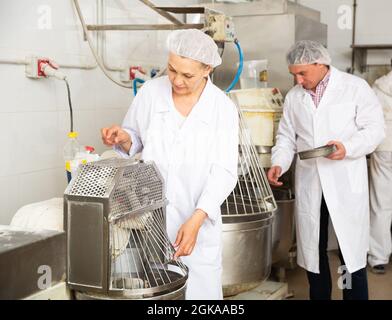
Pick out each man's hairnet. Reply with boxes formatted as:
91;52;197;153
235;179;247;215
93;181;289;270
286;40;332;66
166;29;222;68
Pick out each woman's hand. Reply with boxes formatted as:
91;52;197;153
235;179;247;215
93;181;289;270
173;209;207;259
101;125;132;154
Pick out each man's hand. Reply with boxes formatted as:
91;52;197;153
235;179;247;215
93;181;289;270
326;141;346;160
267;166;283;186
173;209;207;259
101;125;132;154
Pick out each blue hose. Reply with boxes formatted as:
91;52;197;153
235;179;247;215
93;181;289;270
225;39;244;93
133;78;145;96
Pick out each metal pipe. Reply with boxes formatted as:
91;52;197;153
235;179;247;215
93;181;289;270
0;57;96;69
350;0;357;74
0;58;27;65
58;62;96;69
99;0;124;72
155;7;205;14
86;23;204;31
138;0;184;25
73;0;132;88
96;0;199;73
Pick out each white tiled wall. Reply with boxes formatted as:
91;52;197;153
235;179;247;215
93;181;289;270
0;0;198;224
1;0;390;224
297;0;392;76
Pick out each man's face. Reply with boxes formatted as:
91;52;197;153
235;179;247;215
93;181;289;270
288;64;327;90
167;52;211;96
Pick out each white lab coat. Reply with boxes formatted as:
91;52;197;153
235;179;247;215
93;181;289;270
117;76;239;299
373;70;392;151
272;66;385;273
368;151;392;267
368;71;392;267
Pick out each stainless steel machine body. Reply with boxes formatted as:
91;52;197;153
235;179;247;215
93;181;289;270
64;159;188;300
196;0;328;95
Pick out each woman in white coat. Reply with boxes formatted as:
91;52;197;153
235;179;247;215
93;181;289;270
101;29;239;300
267;41;385;300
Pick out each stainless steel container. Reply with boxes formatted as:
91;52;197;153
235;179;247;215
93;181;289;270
298;145;337;160
222;213;274;297
272;199;295;265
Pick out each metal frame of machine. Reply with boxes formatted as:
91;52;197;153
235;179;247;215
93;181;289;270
64;159;188;300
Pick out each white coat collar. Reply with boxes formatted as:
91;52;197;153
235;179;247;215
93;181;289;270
299;66;342;107
156;76;214;126
299;66;340;93
324;66;341;90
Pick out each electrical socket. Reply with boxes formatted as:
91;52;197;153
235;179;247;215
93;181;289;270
120;65;161;83
25;56;59;79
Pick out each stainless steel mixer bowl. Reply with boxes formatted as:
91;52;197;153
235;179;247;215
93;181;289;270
74;267;187;300
221;206;274;297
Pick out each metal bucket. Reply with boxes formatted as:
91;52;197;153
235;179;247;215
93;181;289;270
222;213;274;297
271;186;296;266
272;199;295;265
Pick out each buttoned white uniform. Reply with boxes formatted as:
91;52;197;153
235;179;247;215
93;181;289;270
116;75;239;299
272;66;385;273
368;71;392;267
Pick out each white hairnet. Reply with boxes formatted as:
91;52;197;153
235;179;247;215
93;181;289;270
286;40;331;65
166;29;222;68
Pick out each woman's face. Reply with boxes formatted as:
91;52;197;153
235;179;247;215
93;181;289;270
167;52;212;95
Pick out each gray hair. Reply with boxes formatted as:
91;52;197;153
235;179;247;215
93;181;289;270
286;40;331;65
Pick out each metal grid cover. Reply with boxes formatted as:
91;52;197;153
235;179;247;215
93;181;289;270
68;163;117;197
110;162;164;221
66;159;165;217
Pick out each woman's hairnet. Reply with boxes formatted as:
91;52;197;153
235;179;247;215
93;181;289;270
286;40;331;65
166;29;222;68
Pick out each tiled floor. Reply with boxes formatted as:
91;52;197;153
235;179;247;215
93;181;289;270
282;250;392;300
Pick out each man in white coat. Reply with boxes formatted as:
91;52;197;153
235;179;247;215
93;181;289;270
368;70;392;274
267;40;385;300
101;29;239;300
